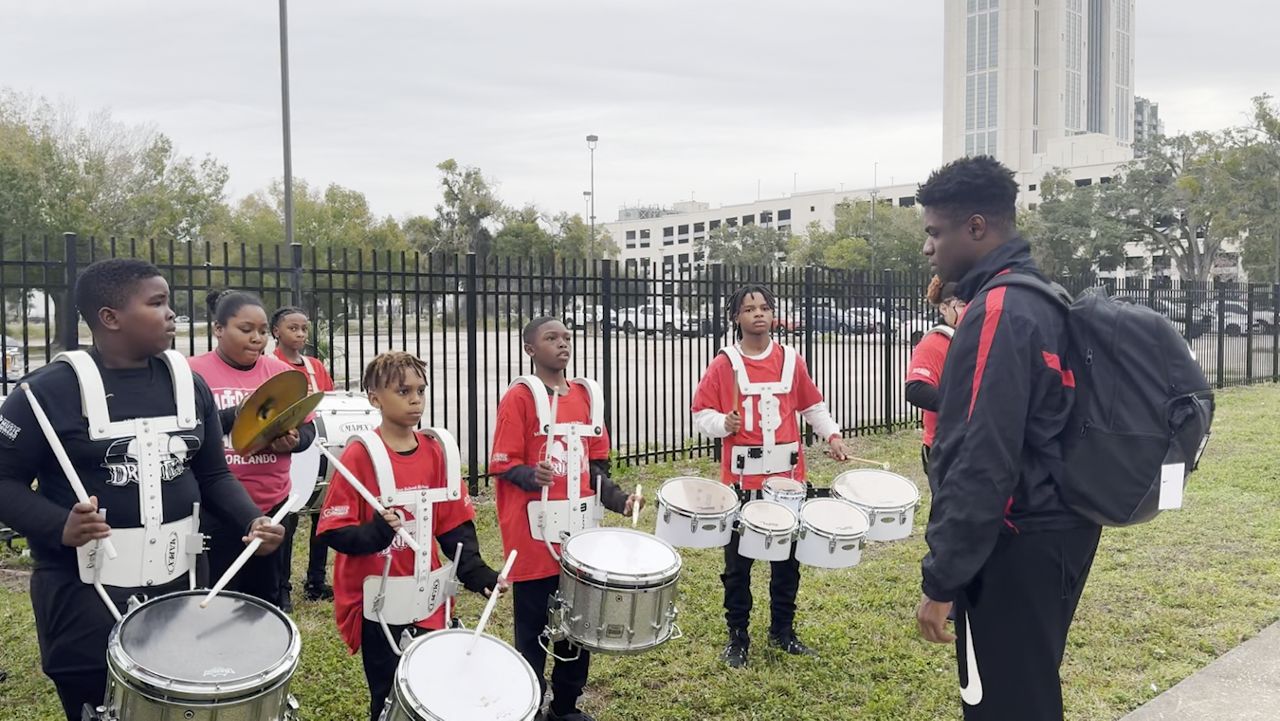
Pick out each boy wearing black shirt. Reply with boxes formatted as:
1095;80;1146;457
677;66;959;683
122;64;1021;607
0;259;285;721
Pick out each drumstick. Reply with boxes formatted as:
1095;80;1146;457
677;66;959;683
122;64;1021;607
200;494;295;608
316;444;422;553
632;484;642;528
467;550;518;655
845;456;891;470
20;383;118;559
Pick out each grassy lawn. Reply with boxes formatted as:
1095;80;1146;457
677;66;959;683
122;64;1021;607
2;384;1278;720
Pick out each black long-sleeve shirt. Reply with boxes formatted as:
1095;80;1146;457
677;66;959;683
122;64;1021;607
499;458;629;514
321;518;499;594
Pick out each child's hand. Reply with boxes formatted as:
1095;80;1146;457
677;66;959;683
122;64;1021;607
623;493;646;517
381;508;403;530
62;496;111;548
724;410;742;434
534;461;555;487
269;429;300;454
826;436;850;461
484;578;512;597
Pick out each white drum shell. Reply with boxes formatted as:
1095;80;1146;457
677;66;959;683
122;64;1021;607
830;470;920;542
305;391;382;514
794;499;870;569
735;501;797;562
654;477;738;549
381;629;539;721
761;477;806;515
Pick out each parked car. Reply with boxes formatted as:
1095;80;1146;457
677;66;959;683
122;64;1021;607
175;315;191;324
808;308;855;334
0;336;26;382
1196;301;1254;337
563;305;616;331
617;304;708;336
1111;296;1206;340
900;314;938;346
845;307;898;335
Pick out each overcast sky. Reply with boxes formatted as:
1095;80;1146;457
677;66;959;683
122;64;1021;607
2;1;1275;224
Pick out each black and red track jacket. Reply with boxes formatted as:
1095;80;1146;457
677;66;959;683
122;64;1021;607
921;237;1098;603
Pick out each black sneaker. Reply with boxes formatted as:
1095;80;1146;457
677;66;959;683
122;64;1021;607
768;629;817;657
545;710;596;721
303;579;334;602
721;628;750;669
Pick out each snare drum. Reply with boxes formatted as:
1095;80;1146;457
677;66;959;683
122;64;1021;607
548;528;682;654
305;391;382;513
380;629;540;721
831;469;921;542
794;498;870;569
655;477;739;548
103;590;301;720
761;477;807;514
736;500;797;562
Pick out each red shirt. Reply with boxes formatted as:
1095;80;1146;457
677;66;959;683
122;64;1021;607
489;382;611;582
316;429;475;653
691;342;826;490
906;330;952;448
272;348;335;393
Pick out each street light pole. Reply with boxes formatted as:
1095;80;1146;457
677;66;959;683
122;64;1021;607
586;134;598;264
278;0;299;305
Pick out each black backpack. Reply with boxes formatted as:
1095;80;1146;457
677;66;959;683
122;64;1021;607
983;274;1215;526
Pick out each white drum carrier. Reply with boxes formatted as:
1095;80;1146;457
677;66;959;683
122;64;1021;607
721;344;800;479
507;376;605;543
304;391;383;514
358;428;465;633
57;350;204;590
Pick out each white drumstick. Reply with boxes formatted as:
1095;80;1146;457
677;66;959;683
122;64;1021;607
20;383;118;559
200;496;294;608
316;444;421;553
468;550;518;655
846;456;891;470
632;484;642;527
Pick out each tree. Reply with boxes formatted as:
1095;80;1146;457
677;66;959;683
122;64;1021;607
492;205;555;259
552;212;617;263
788;200;926;273
433;159;502;257
1233;95;1280;282
1019;168;1126;278
697;223;787;267
1098;131;1245;283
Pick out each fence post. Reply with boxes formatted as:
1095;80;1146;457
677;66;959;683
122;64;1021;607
61;232;79;351
601;259;613;431
882;269;894;433
1245;283;1255;383
1215;279;1226;389
464;252;479;495
711;263;724;464
1273;283;1279;384
289;241;303;307
802;265;815;371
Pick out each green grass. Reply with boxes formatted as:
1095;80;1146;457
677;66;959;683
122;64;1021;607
2;385;1278;720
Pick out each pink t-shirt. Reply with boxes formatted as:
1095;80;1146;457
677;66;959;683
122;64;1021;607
188;351;297;512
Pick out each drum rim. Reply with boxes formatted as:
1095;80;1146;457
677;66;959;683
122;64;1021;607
560;527;683;588
831;470;921;509
762;477;806;495
656;477;738;516
739;500;798;535
799;498;871;539
393;629;540;718
106;590;301;702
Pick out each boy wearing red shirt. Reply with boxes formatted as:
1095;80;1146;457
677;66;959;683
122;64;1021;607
691;284;849;669
318;352;504;721
489;317;642;721
905;277;966;475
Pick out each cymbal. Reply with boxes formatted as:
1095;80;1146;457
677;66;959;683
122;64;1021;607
231;370;323;455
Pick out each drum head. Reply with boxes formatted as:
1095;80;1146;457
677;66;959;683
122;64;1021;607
289;444;322;502
658;477;737;514
763;477;805;495
740;501;797;531
400;630;539;720
117;592;295;688
801;498;870;537
832;470;919;508
562;528;681;585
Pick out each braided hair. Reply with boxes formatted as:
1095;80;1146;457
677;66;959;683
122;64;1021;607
725;283;777;339
361;351;428;393
270;305;307;340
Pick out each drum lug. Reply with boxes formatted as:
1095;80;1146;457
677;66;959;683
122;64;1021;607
828;537;837;554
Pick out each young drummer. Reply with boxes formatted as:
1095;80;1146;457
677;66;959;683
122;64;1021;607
489;317;642;721
318;352;505;721
271;305;336;604
691;284;849;669
188;290;317;607
905;277;966;476
0;259;284;720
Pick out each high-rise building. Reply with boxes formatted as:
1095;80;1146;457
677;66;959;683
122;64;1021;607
1133;96;1164;155
943;0;1136;172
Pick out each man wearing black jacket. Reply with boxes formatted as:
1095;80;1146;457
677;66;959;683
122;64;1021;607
913;156;1102;721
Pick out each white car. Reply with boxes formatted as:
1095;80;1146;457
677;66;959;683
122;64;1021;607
563;305;617;330
617;304;708;336
1196;301;1256;336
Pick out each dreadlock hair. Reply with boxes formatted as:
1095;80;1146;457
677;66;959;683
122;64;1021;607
725;284;777;339
206;289;265;326
74;258;164;330
270;305;307;339
362;351;428;393
915;155;1019;231
522;316;561;346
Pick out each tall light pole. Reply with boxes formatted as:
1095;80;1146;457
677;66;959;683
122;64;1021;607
586;134;598;263
582;191;592;225
278;0;297;302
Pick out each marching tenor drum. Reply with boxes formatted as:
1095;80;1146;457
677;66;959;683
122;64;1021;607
98;590;302;720
544;527;682;654
379;629;540;721
794;498;870;569
654;476;739;548
304;390;382;513
735;500;797;562
830;469;921;542
761;477;807;515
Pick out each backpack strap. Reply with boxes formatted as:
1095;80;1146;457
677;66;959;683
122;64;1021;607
980;272;1074;311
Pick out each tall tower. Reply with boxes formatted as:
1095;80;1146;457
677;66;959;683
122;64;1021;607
942;0;1136;172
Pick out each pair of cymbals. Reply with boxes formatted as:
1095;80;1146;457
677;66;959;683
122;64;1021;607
230;370;324;456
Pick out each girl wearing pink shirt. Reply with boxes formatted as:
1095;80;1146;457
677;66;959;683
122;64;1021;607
189;290;317;607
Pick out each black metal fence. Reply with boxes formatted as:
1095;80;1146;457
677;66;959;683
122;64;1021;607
2;233;1276;492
